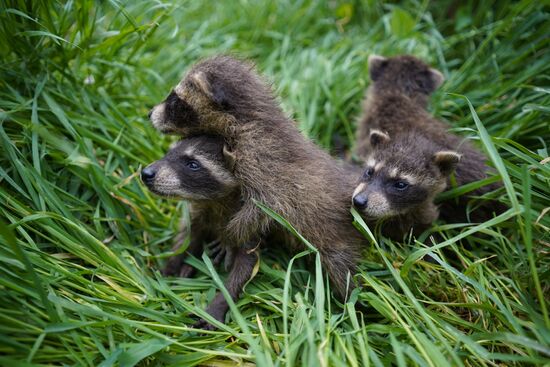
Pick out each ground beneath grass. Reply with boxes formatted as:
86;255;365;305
0;1;549;366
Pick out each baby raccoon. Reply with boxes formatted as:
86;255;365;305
353;54;502;234
352;130;460;237
355;54;444;158
148;55;365;301
141;135;259;330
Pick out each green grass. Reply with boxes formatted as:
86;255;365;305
1;0;549;365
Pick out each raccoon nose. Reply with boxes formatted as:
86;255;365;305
141;166;156;182
353;194;368;209
147;109;153;119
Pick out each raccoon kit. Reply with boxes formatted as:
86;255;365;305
148;55;366;300
353;130;460;238
352;55;502;238
141;135;259;329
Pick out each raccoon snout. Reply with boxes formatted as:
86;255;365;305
147;109;153;119
352;193;368;209
141;166;157;183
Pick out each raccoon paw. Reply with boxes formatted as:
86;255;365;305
162;256;183;276
178;263;196;278
162;256;197;278
206;241;226;267
192;300;228;331
206;240;236;271
192;318;217;331
193;311;226;331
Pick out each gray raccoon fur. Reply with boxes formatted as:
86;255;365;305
148;55;365;300
353;55;503;238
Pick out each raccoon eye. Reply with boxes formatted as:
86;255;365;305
363;167;374;179
186;160;201;171
394;181;409;190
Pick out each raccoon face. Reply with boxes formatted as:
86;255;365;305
148;89;200;135
368;54;444;97
141;135;238;200
148;56;271;137
352;160;431;219
352;131;460;220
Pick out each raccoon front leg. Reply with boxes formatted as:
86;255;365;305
320;248;359;301
225;199;270;244
193;243;259;330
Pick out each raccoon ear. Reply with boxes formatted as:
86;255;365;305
369;129;390;147
191;71;228;107
368;55;388;81
434;150;461;174
222;143;236;171
428;68;445;91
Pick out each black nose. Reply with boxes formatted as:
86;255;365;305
141;166;156;182
353;194;368;209
147;110;153;119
